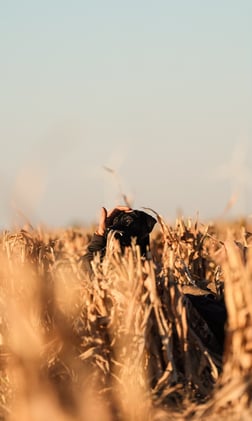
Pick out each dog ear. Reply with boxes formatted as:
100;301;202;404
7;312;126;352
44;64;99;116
141;212;156;233
146;214;157;233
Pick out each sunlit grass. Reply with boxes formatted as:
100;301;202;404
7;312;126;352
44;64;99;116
0;214;252;420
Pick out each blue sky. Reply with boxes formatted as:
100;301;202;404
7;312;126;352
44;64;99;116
1;1;252;228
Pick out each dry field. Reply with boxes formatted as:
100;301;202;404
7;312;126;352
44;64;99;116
0;213;252;421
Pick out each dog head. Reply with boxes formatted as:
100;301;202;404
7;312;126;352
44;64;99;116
105;209;156;254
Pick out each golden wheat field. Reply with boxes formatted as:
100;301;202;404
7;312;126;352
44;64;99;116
0;212;252;421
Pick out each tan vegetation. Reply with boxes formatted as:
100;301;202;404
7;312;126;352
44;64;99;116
0;213;252;420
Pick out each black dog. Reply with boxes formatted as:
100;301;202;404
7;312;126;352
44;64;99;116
81;207;227;355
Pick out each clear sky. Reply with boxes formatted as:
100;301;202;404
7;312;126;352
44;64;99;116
1;1;252;229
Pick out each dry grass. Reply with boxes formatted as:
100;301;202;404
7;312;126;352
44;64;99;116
0;214;252;421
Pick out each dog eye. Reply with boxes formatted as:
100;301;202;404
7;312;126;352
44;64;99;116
123;215;134;226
